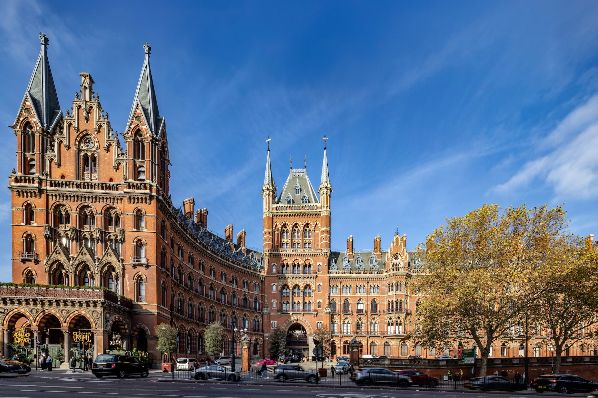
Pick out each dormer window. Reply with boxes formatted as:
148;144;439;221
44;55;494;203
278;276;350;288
369;256;377;266
295;183;301;195
301;194;309;204
286;194;293;204
356;257;364;269
343;256;350;269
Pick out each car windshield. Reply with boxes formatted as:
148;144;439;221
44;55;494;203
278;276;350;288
177;359;187;363
95;354;117;363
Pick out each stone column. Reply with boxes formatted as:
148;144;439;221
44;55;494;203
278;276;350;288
1;328;7;358
33;329;40;366
62;330;70;369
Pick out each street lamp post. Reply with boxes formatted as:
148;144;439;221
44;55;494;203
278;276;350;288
524;315;529;386
231;327;237;372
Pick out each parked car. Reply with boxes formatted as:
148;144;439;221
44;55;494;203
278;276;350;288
215;356;232;366
282;353;303;363
176;358;198;371
397;369;439;386
255;358;277;367
274;364;319;383
354;367;412;387
334;360;350;375
464;376;526;391
91;354;149;379
0;359;31;375
336;356;350;362
532;374;597;394
435;354;454;360
193;364;240;381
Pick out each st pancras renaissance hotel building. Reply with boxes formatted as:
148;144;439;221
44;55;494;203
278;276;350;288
2;35;586;368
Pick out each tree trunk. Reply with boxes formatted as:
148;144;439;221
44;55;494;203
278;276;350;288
553;347;563;373
479;355;488;376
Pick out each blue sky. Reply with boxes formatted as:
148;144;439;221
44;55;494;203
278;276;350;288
1;0;598;282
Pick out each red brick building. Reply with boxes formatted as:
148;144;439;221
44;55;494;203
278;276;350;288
3;35;595;368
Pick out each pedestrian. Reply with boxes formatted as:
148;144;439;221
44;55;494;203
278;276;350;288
514;372;522;384
330;365;336;377
260;361;267;378
88;354;93;371
46;354;53;371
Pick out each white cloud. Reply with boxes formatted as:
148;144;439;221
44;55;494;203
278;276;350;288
495;94;598;199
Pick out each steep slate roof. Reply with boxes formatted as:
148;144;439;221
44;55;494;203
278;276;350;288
18;33;62;130
276;168;319;204
329;250;387;273
126;43;164;137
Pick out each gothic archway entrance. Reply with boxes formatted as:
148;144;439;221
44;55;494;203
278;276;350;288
286;323;308;359
68;315;94;369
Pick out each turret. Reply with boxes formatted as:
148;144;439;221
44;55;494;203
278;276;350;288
262;139;276;251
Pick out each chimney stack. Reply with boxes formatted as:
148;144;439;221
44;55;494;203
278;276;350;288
195;208;208;228
587;234;595;250
374;235;381;256
225;224;234;242
347;235;354;257
237;230;247;254
183;198;195;219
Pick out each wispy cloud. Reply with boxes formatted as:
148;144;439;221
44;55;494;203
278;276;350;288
495;94;598;199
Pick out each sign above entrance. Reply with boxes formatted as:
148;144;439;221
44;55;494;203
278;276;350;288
13;328;31;346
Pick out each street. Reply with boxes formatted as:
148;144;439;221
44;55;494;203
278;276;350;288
0;371;592;398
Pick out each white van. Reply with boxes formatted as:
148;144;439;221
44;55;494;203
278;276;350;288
176;358;198;371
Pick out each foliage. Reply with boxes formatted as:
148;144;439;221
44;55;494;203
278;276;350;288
204;322;225;357
312;327;332;359
155;323;177;358
268;327;287;359
412;204;570;376
533;238;598;372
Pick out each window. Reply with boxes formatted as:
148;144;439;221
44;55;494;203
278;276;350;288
24;269;35;284
295;183;301;194
134;240;146;262
23;124;35;153
356;299;364;314
285;194;293;204
271;321;277;329
272;283;277;293
400;343;408;357
301;194;308;203
23;234;35;256
51;263;68;286
370;342;377;356
134;209;145;230
370;299;378;313
161;283;167;307
384;342;391;357
23;203;34;225
79;206;95;229
317;322;322;329
343;299;351;313
135;276;146;302
272;264;277;273
79;135;98;181
133;132;145;160
27;159;36;175
342;320;351;335
329;299;336;313
102;265;117;292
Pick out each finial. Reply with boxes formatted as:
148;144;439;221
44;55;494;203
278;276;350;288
266;136;271;151
143;42;151;56
304;154;307;169
290;156;293;170
395;227;399;236
322;135;328;150
39;32;49;46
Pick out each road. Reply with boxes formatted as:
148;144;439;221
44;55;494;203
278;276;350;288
0;370;589;398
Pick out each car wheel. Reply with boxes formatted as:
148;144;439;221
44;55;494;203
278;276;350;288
558;386;568;394
117;370;126;379
141;370;149;378
94;374;103;379
430;380;439;387
228;374;237;382
307;375;317;384
194;373;201;380
278;374;288;382
398;380;409;388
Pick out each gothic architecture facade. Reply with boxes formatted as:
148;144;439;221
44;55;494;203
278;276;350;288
3;35;596;368
3;34;264;367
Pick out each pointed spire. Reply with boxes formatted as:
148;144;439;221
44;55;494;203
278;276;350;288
127;42;163;136
21;33;61;130
264;137;275;187
320;135;330;186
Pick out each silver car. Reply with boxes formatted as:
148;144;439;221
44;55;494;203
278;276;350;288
274;364;319;383
192;365;240;382
354;367;412;387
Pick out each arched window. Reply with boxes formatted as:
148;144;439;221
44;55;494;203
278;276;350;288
76;264;93;287
135;276;146;302
271;264;277;273
281;285;290;297
104;208;120;231
23;234;35;256
329;299;336;313
22;124;35;175
134;209;145;230
371;299;378;313
23;203;34;225
301;194;309;203
220;288;227;304
79;206;95;229
53;205;70;228
102;265;117;293
303;285;312;297
134;240;146;263
370;341;377;356
292;285;301;297
23;269;35;284
285;194;293;205
292;225;300;240
343;299;351;313
50;263;68;286
342;320;351;335
384;342;391;357
295;183;301;195
133;132;145;160
161;282;168;307
78;135;98;180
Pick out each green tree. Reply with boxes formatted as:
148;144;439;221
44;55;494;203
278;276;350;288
204;322;225;357
533;238;598;372
155;324;177;360
413;204;569;376
313;327;332;359
268;327;287;360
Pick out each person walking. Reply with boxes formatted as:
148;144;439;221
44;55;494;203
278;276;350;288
330;365;336;377
46;354;53;371
260;361;267;378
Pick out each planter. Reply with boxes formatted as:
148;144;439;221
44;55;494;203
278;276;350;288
162;362;172;372
318;368;328;377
